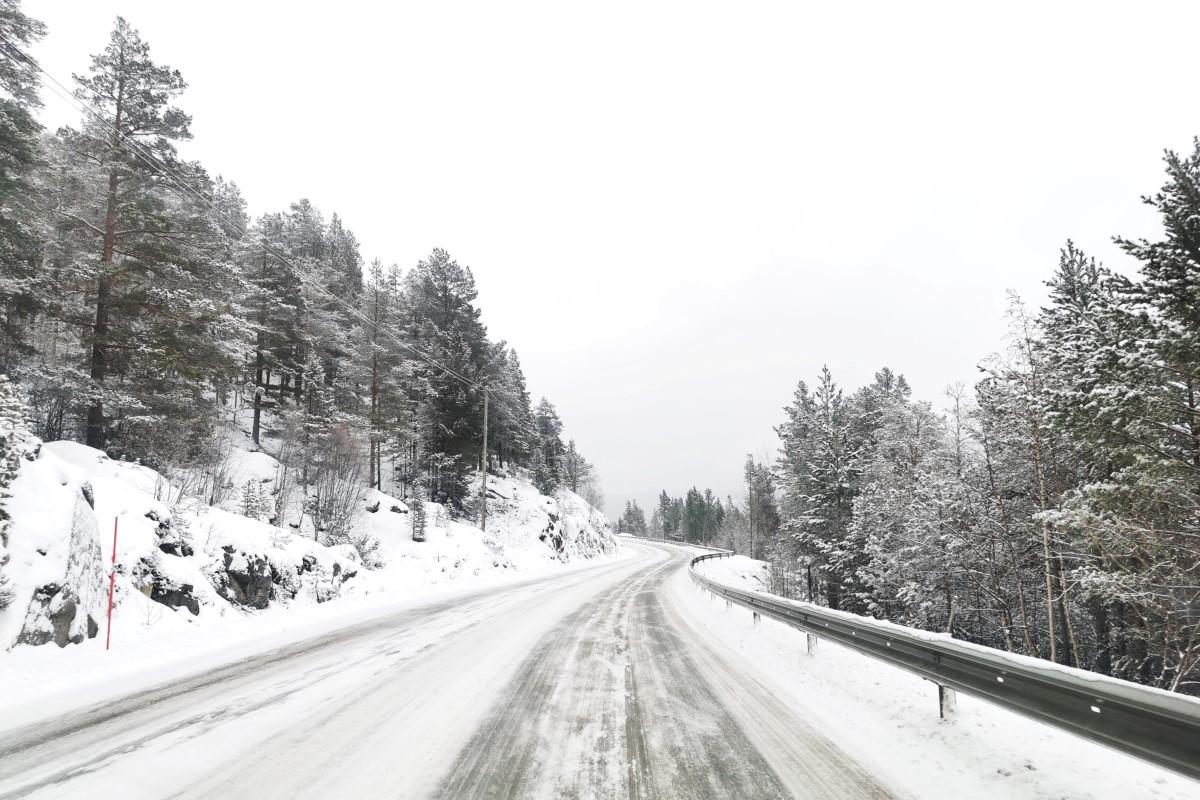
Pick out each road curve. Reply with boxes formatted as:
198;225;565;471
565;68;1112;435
0;542;891;799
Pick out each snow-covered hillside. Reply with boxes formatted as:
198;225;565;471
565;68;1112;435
0;435;617;654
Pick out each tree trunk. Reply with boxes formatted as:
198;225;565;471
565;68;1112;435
85;269;111;448
1031;423;1058;663
86;50;125;450
1053;554;1080;667
1092;600;1111;674
252;251;268;445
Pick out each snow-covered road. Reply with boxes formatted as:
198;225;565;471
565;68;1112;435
0;542;888;799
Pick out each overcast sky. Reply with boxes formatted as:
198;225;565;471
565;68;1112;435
24;1;1200;516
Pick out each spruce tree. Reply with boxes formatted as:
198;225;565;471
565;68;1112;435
776;366;855;607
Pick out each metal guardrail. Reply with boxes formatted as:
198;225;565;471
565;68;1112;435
617;534;729;553
684;549;1200;783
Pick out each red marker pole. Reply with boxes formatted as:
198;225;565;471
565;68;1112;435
105;517;117;650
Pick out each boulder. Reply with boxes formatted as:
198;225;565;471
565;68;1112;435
7;463;105;649
215;546;276;609
15;583;99;647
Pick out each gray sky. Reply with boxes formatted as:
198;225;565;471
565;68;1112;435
24;1;1200;516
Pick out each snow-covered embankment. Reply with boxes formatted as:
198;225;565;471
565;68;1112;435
0;436;618;661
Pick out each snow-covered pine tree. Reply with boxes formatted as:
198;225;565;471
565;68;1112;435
1032;145;1200;689
979;295;1080;667
702;489;724;541
410;491;427;543
487;347;536;468
851;395;964;630
23;17;249;466
242;212;304;445
776;366;855;607
62;18;192;449
240;479;271;522
532;398;564;494
0;0;48;373
361;258;405;489
618;500;648;535
401;248;491;507
563;439;591;494
0;375;33;609
648;506;663;537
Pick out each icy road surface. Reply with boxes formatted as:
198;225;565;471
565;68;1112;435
0;542;889;799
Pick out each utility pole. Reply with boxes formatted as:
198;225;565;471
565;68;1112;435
479;388;489;532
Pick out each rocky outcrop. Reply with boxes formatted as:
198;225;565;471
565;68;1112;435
212;546;278;609
131;557;201;616
539;511;566;554
147;508;194;557
150;579;200;616
15;583;99;647
10;472;105;648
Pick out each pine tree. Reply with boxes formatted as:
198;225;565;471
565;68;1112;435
1032;144;1200;688
64;17;194;449
0;0;48;372
410;491;427;543
563;439;592;494
487;347;535;467
619;500;648;535
776;366;855;607
240;480;270;522
656;491;673;538
242;212;304;445
361;258;405;488
649;506;663;537
403;248;491;506
532;398;564;494
683;487;706;543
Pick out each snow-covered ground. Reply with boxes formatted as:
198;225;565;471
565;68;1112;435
680;554;1198;800
4;539;1192;799
0;546;659;799
0;544;636;734
0;425;619;720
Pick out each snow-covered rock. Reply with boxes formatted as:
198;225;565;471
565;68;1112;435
482;470;617;561
1;439;617;654
0;444;106;648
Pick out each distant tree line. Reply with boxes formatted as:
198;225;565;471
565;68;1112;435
617;486;737;544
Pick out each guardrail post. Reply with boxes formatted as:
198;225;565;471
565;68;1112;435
752;611;760;625
725;599;731;611
938;685;957;719
806;633;818;655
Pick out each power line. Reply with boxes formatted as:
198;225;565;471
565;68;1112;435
0;37;485;393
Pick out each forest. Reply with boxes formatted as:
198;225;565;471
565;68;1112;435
633;153;1200;694
0;7;599;565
